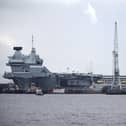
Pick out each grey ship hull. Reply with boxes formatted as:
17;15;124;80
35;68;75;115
32;77;57;92
6;75;57;92
13;77;56;92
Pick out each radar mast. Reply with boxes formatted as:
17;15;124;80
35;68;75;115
32;34;34;49
31;34;36;54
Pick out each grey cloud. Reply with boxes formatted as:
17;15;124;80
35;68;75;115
93;0;126;4
0;0;81;9
0;0;126;80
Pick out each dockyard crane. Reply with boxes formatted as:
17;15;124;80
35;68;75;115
111;21;122;89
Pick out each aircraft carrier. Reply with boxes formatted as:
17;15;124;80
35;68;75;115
3;42;102;93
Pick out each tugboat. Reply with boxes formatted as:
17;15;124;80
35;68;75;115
35;87;43;95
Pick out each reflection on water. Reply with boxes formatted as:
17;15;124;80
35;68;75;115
0;94;126;126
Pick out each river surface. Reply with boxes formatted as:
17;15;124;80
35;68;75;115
0;94;126;126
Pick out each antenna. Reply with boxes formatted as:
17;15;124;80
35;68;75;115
32;34;34;49
114;21;118;53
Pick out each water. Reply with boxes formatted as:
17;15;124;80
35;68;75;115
0;94;126;126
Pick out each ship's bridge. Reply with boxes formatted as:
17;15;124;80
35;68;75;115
8;47;25;65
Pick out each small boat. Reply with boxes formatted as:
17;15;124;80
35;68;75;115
53;88;65;94
35;88;43;95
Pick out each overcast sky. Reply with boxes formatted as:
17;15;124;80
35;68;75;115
0;0;126;82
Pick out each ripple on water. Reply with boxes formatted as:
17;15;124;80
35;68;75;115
0;94;126;126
